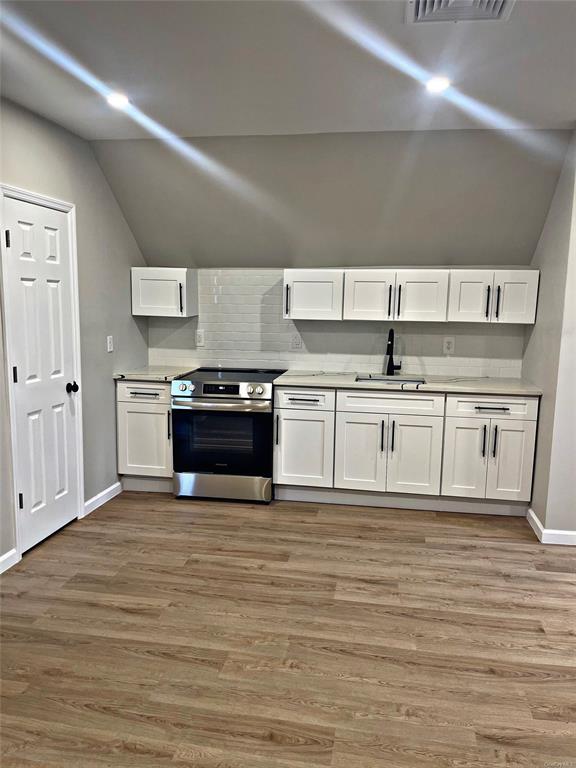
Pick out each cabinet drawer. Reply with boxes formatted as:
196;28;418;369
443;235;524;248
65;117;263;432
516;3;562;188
117;381;171;404
337;390;445;416
274;388;335;411
445;395;539;421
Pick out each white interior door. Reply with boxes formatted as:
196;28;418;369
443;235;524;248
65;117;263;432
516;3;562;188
386;415;443;495
2;195;82;552
334;412;387;491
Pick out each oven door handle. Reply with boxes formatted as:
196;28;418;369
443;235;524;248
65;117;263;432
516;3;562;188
171;398;272;413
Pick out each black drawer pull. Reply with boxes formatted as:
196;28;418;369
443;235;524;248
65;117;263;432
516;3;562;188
287;397;320;403
474;406;510;412
129;391;160;397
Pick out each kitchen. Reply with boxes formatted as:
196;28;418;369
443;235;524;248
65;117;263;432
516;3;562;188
1;1;575;765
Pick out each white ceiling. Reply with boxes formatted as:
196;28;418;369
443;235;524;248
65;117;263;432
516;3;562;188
2;0;576;140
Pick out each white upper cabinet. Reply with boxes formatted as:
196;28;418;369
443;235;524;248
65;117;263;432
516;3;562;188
492;270;539;324
283;269;344;320
448;269;539;324
343;270;396;321
448;270;494;323
395;270;449;322
131;267;198;317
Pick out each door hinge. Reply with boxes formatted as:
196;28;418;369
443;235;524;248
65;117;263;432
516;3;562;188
5;230;11;248
18;493;23;510
12;366;18;383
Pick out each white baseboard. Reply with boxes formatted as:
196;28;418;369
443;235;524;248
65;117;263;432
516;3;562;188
82;481;122;517
275;486;528;517
527;508;576;546
0;547;21;574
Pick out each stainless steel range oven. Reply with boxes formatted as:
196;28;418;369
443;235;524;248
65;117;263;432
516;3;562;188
170;368;285;502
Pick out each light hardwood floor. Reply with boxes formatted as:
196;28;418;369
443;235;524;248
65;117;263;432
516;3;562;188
1;492;575;767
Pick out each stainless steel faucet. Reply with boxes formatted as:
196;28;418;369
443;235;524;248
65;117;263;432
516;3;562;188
383;328;402;376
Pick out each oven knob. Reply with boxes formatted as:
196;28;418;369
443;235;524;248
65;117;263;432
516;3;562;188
255;386;264;395
179;382;187;391
188;383;195;392
246;385;254;395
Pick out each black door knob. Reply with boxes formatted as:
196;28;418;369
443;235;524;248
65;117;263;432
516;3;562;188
72;381;79;393
66;382;73;394
66;381;79;394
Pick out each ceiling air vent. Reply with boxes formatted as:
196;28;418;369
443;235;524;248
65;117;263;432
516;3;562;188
407;0;515;23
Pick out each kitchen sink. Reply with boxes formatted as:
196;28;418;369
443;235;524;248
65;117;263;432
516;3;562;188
355;374;426;385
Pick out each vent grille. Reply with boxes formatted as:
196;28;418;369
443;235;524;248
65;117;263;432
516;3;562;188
408;0;515;23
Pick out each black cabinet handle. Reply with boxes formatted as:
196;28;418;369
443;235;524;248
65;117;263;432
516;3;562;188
495;285;501;319
380;420;385;452
485;285;491;319
275;414;280;445
179;283;184;314
287;397;320;403
474;406;510;412
397;285;402;317
481;424;487;457
390;420;396;452
285;284;290;315
492;424;499;458
167;412;171;440
387;285;392;318
129;391;160;397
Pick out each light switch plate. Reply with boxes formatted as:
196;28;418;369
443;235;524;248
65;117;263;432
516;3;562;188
443;336;455;355
106;335;114;353
196;329;205;347
290;333;303;350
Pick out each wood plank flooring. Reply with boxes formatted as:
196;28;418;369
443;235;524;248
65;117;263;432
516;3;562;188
1;492;575;767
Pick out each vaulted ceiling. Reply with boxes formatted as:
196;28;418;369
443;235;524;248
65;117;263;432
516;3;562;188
1;1;575;267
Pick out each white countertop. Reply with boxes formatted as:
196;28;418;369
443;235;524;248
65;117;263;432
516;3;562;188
273;371;542;396
114;366;197;382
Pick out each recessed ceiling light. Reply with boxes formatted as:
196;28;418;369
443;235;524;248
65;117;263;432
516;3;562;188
425;76;451;94
106;92;129;110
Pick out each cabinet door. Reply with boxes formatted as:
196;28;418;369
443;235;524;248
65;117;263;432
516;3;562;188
343;270;396;321
283;270;344;320
386;415;443;495
334;412;387;491
486;419;536;501
274;409;334;487
441;417;488;498
131;267;197;317
117;401;173;477
448;270;494;323
395;270;449;321
492;270;539;324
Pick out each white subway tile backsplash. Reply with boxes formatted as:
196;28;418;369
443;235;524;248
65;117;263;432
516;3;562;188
148;269;524;377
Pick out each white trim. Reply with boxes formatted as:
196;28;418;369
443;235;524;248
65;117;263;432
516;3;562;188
83;482;122;517
527;508;576;546
0;183;84;555
0;548;21;575
275;486;528;516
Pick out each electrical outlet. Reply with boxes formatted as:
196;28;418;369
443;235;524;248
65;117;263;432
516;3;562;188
290;333;303;350
196;329;205;347
443;336;455;355
106;335;114;353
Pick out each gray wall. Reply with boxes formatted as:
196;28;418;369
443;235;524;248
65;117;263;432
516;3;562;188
523;132;576;528
0;301;16;558
0;100;149;525
92;129;570;270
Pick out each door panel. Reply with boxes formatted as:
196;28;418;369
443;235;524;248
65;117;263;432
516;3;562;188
274;409;334;486
118;402;172;477
442;417;488;498
386;415;443;495
395;270;449;321
343;270;396;321
486;419;536;501
447;270;494;323
283;269;344;320
334;412;387;491
492;270;539;324
3;197;81;552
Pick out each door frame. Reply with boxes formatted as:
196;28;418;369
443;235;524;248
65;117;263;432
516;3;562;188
0;183;85;567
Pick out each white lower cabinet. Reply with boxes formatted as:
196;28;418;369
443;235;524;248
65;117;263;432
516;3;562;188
117;382;172;477
442;416;536;501
386;415;443;495
274;408;334;487
334;412;387;491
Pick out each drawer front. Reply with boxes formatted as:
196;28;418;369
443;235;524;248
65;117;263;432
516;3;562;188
274;388;335;411
117;381;171;404
445;394;539;421
337;390;445;416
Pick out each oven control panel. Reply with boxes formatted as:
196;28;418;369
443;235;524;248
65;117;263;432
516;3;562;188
171;380;273;400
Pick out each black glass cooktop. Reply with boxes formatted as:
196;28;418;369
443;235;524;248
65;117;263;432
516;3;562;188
183;367;286;383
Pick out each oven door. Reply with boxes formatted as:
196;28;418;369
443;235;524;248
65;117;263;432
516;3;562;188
171;398;273;478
